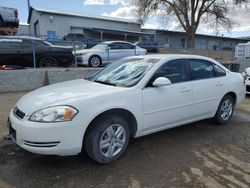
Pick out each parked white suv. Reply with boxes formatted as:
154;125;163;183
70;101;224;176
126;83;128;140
76;41;147;67
8;55;245;164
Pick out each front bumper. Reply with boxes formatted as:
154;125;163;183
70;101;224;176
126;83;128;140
76;55;88;65
8;108;83;156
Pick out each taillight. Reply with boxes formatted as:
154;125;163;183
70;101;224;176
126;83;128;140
14;9;18;18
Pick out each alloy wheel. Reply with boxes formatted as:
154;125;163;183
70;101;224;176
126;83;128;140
220;99;233;121
99;124;126;158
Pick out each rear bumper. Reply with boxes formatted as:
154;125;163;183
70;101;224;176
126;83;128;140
76;56;88;66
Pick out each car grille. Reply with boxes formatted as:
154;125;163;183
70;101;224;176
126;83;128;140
13;107;25;119
8;121;16;142
23;141;60;148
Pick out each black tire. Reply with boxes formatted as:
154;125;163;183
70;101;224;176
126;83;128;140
39;56;59;67
84;115;130;164
88;55;102;67
214;95;235;125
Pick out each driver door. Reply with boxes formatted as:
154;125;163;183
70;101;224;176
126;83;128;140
142;59;192;134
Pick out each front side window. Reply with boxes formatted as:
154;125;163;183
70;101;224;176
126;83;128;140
214;64;226;77
189;59;216;80
147;59;189;87
91;43;107;50
109;43;122;50
88;58;159;87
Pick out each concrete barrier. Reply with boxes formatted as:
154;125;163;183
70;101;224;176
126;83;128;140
0;68;101;93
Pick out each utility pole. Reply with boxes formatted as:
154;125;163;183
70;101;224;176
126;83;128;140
27;0;31;13
27;0;31;35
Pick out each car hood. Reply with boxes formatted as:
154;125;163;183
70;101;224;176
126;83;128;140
49;45;73;50
76;49;101;54
15;79;126;115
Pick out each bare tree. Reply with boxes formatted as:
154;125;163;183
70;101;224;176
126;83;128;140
136;0;248;48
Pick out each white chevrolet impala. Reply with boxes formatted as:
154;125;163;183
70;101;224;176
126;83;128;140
8;55;245;164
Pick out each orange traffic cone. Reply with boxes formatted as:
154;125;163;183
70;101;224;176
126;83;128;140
43;70;49;86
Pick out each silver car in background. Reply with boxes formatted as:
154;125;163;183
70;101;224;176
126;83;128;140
76;41;147;67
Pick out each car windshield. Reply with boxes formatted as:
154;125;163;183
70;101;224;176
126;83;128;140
91;43;107;50
88;58;159;87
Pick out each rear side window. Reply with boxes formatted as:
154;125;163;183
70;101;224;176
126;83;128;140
189;59;216;80
214;64;226;77
121;43;135;49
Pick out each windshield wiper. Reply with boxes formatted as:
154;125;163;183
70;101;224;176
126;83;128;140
94;80;116;86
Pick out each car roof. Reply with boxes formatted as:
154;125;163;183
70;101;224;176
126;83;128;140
129;54;219;63
102;41;134;45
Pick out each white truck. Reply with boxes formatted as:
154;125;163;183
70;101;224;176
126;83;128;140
235;42;250;59
0;6;19;28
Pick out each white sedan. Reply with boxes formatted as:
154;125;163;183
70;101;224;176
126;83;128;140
8;55;245;164
76;41;147;67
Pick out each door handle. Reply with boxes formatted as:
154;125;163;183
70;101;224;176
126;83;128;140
216;81;223;86
180;87;191;93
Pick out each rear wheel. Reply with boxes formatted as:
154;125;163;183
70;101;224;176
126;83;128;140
39;56;58;67
84;115;130;164
214;95;235;124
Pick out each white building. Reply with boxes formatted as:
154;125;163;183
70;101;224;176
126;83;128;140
26;7;144;41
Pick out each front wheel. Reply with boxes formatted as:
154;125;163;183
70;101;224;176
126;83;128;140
84;115;130;164
214;95;235;125
39;56;58;67
88;55;101;67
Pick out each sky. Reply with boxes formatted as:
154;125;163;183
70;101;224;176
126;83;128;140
1;0;250;38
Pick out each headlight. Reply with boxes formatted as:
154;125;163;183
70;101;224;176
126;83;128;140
29;106;78;123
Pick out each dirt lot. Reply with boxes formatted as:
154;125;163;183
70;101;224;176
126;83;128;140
0;92;250;188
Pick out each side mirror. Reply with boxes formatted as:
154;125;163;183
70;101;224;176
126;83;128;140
153;77;171;87
106;46;111;51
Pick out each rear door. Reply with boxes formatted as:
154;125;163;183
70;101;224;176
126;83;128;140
188;59;225;119
122;43;136;57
